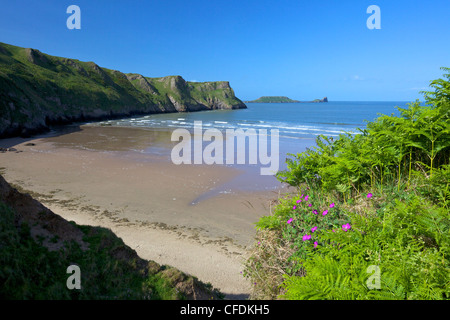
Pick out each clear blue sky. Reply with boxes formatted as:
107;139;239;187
1;0;449;101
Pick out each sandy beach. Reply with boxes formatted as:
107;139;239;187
0;124;311;299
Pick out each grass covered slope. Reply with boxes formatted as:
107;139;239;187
244;96;328;103
244;68;450;300
245;96;301;103
0;42;246;138
0;174;221;300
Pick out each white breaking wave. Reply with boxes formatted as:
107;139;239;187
101;114;361;140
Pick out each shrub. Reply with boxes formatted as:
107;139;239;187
246;68;450;300
281;194;450;300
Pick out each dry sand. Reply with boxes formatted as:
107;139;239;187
0;125;297;299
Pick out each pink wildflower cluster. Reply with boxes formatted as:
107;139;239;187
274;194;372;251
302;234;311;241
288;193;312;224
342;223;351;232
286;194;358;250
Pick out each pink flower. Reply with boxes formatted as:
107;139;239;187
302;234;311;241
301;194;304;198
313;210;318;215
330;203;335;208
304;195;309;201
342;223;351;232
293;205;297;210
287;218;293;224
296;199;301;204
311;226;318;233
322;210;328;216
332;229;336;232
314;241;318;248
367;193;373;198
308;203;312;207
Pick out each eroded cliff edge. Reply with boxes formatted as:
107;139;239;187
0;42;246;138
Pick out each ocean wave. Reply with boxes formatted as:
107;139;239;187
100;116;363;140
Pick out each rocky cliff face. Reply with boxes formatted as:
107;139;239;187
0;42;246;138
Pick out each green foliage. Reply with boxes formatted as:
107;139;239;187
0;201;188;300
416;164;450;208
277;68;450;200
246;96;300;103
282;195;450;300
256;193;350;265
421;67;450;107
242;228;298;300
246;69;450;300
0;42;245;137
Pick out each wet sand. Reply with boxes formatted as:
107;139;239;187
0;124;313;298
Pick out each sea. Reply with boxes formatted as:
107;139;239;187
98;101;406;139
90;101;409;199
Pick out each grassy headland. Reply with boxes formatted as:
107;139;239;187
245;96;328;103
0;42;246;138
244;68;450;300
245;96;301;103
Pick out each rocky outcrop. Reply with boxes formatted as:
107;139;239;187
126;73;158;94
0;42;246;138
24;48;51;67
245;96;329;103
245;96;300;103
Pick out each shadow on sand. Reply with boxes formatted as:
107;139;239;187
0;124;83;149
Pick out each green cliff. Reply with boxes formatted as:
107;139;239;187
245;96;300;103
0;42;246;138
245;96;328;103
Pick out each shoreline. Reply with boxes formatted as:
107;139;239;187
0;125;308;298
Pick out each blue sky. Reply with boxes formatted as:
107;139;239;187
0;0;449;101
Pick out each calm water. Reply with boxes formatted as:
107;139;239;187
89;101;409;197
97;101;406;139
94;101;408;159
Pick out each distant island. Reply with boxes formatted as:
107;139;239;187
244;96;328;103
